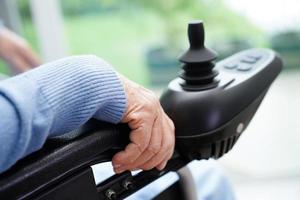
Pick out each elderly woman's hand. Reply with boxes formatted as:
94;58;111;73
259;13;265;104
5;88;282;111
112;74;175;173
0;27;41;74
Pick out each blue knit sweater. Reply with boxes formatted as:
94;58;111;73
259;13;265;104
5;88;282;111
0;55;127;173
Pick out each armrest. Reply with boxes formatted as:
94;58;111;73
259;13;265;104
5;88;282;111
0;119;130;199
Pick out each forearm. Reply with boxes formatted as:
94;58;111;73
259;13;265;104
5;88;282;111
0;55;126;173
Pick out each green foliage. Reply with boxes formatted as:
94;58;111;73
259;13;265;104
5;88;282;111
60;0;122;16
0;60;9;75
16;0;262;45
17;0;31;19
128;0;201;49
130;0;191;15
63;11;163;85
122;0;263;50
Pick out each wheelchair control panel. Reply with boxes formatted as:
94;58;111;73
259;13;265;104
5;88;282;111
160;21;282;161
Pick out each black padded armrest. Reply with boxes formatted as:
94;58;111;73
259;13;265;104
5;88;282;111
0;120;130;199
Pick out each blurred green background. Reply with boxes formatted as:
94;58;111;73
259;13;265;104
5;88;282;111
0;0;299;86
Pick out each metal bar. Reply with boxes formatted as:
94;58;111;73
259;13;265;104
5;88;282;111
96;153;189;199
29;0;68;61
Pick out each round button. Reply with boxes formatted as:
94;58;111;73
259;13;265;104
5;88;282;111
237;123;244;133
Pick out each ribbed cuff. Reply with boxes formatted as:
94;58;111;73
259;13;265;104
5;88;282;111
25;55;127;136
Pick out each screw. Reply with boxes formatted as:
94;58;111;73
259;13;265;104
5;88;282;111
105;189;117;200
122;179;134;190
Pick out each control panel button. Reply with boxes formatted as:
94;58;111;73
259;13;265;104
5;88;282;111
237;64;252;71
240;57;257;64
224;63;238;69
247;53;262;60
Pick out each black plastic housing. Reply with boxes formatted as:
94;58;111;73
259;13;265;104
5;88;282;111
160;49;282;160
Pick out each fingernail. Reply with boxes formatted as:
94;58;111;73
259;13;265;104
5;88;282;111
113;165;125;173
113;164;122;168
114;167;125;174
157;163;167;171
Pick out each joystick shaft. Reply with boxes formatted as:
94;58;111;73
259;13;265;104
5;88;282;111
180;21;219;91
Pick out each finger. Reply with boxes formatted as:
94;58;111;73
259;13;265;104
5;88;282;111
155;146;173;170
7;54;31;73
156;160;168;171
18;46;41;67
156;143;174;171
126;114;162;169
112;123;152;167
139;146;169;171
139;115;175;170
113;142;144;174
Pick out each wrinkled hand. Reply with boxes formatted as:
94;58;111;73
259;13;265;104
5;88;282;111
0;27;41;74
112;74;175;173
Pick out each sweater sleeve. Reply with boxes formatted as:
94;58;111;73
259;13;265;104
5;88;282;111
0;55;127;173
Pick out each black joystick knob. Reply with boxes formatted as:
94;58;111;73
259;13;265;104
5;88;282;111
179;21;219;91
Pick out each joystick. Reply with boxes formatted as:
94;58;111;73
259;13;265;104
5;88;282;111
180;21;219;91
